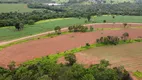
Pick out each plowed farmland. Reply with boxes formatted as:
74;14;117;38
0;23;142;68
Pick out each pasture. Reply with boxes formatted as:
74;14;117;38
0;18;86;41
95;15;142;23
0;4;42;13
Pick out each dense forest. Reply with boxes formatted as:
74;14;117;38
0;53;131;80
1;1;142;27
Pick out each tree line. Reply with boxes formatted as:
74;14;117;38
0;53;132;80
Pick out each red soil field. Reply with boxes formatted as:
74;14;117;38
0;24;142;68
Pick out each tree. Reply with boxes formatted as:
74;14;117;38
54;26;61;35
100;59;110;67
90;26;94;32
87;15;91;22
123;23;128;28
65;53;76;66
122;32;129;41
37;75;52;80
82;74;95;80
103;20;106;23
7;61;16;71
15;22;24;31
28;20;35;25
112;15;115;19
86;43;90;46
113;66;130;80
68;26;73;32
80;26;88;32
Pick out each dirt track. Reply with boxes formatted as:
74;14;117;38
0;23;142;68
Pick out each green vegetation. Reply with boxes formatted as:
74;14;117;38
0;55;130;80
95;15;142;23
0;18;86;41
54;26;61;35
68;25;89;32
134;71;142;78
0;4;42;13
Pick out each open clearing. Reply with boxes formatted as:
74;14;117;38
0;4;42;13
0;27;142;67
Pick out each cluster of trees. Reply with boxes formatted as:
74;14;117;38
68;25;89;32
0;53;131;80
97;36;120;45
53;25;94;35
96;32;130;45
0;10;71;27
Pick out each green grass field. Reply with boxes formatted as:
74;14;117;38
0;4;42;13
0;18;86;41
95;15;142;23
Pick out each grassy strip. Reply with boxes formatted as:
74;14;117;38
35;18;72;24
133;71;142;78
23;38;142;66
0;32;70;51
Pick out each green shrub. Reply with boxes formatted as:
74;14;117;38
28;20;35;25
86;43;90;46
90;26;94;32
65;53;76;66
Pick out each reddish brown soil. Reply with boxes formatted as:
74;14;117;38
0;24;142;68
